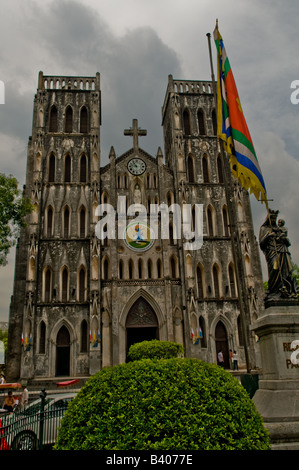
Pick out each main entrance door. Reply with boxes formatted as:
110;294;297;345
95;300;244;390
56;325;70;376
126;297;159;359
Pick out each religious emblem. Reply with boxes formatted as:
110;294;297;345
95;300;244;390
124;221;154;252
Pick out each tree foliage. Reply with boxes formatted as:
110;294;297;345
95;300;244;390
0;173;32;265
54;354;270;450
128;339;184;361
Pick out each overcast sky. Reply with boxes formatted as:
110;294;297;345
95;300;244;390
0;0;299;322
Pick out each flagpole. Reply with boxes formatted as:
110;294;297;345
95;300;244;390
206;28;252;372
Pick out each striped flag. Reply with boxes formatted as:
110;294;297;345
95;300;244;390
213;22;268;207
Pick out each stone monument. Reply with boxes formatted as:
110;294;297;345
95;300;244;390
252;209;299;449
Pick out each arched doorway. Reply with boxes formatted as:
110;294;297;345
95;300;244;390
56;325;70;376
215;321;230;369
126;297;159;359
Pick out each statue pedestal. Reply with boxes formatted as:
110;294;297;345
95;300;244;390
251;304;299;449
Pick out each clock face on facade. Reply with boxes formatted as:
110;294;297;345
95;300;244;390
127;158;146;175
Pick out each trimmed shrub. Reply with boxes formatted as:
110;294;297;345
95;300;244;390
54;358;270;450
128;339;184;361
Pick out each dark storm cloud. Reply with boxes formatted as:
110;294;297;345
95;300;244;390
0;0;182;320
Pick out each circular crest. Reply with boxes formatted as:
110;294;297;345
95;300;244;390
124;221;155;252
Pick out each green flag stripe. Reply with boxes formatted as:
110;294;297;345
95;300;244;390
232;128;257;160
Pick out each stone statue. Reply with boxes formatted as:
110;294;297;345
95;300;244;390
259;209;297;303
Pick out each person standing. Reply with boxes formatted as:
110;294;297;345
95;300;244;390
217;350;224;367
3;391;15;413
233;350;239;371
20;385;29;410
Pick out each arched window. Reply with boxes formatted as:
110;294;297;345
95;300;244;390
157;259;162;279
202;155;209;183
49;153;55;182
147;259;152;279
64;154;71;182
80;320;88;352
65;106;73;133
61;267;69;302
103;258;109;279
80;154;87;183
213;265;220;298
47;206;53;237
129;259;134;280
119;260;124;280
79;207;86;238
183;109;191;135
197;266;204;299
44;268;52;302
187;155;195;183
80;106;88;133
212;109;217;135
78;268;85;301
207;207;214;236
39;321;46;354
138;259;143;279
63;207;70;238
170;257;176;278
49;105;58;132
197;109;205;135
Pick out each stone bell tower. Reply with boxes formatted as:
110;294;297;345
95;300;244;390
7;71;102;380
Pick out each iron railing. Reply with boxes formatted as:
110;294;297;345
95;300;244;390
0;389;71;450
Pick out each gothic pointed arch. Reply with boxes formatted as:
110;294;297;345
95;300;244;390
49;105;58;132
64;153;72;183
43;266;52;302
80;319;88;352
79;153;87;183
78;265;87;301
202;154;210;182
65;105;73;133
125;297;158;329
48;152;56;182
119;289;165;332
207;205;215;237
38;320;46;354
80;106;88;133
183;108;191;135
50;319;76;377
62;205;71;238
212;263;221;298
59;265;69;302
197;108;206;135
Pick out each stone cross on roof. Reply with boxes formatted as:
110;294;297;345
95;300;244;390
124;119;147;151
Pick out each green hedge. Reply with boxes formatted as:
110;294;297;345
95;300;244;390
54;358;270;450
128;339;184;361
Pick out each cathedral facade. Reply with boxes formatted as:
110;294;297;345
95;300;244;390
6;72;265;382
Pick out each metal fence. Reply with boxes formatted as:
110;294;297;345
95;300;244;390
0;390;71;450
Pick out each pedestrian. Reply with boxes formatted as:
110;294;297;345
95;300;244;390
3;391;16;413
229;349;233;369
217;350;224;367
0;374;5;384
233;350;239;371
20;384;29;410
